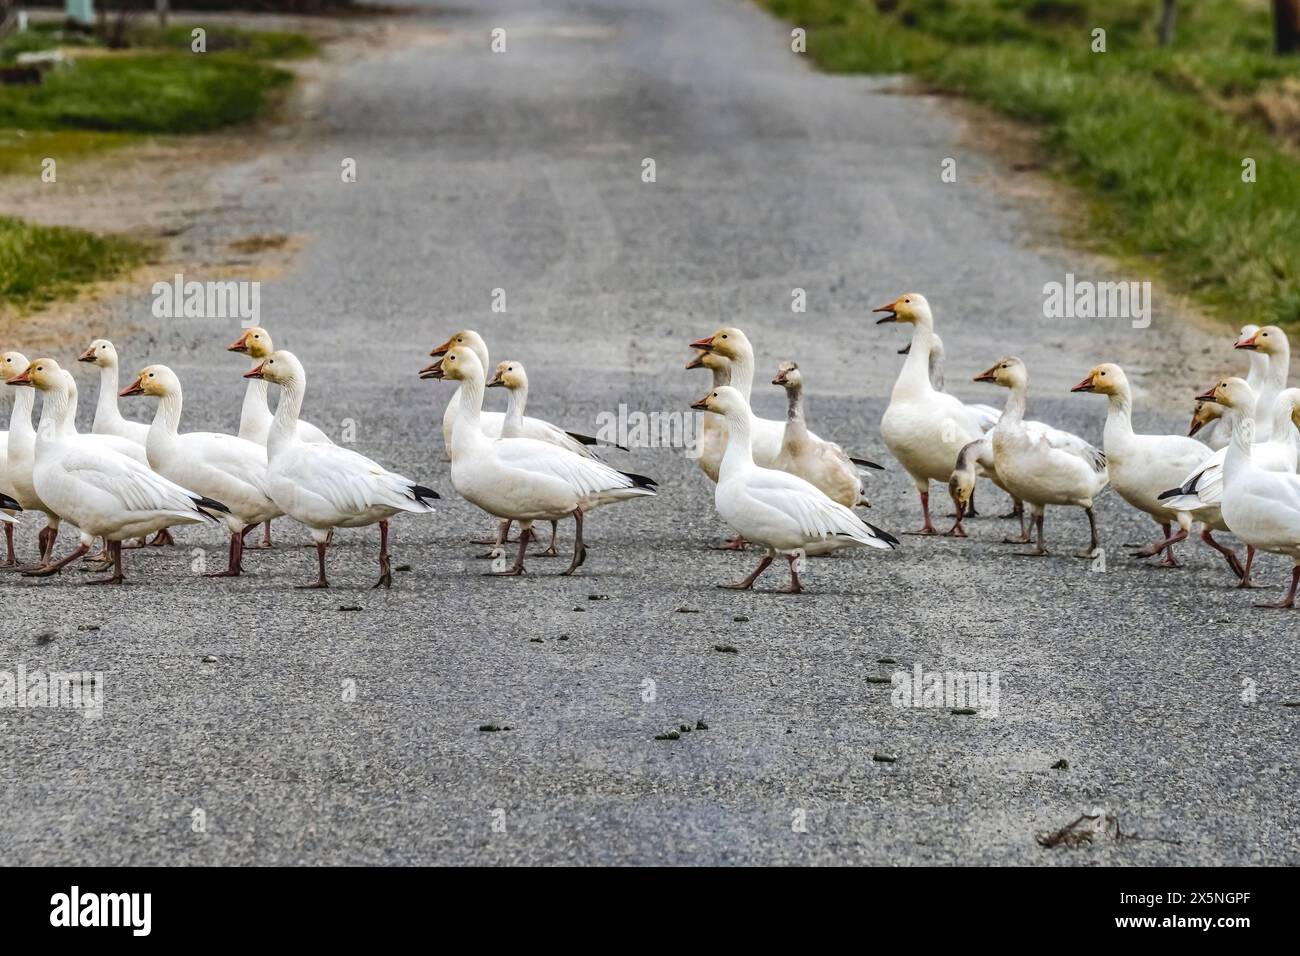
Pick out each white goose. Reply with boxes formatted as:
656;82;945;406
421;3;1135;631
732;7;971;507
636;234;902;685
121;365;283;577
685;348;731;484
1236;325;1292;441
228;326;334;549
974;357;1108;556
1;350;59;569
76;339;149;445
901;333;1000;432
248;350;438;588
1195;325;1266;450
430;330;600;457
10;359;228;584
422;346;656;576
771;361;882;509
1209;377;1300;607
688;327;822;468
692;386;897;593
1160;388;1300;587
1071;363;1211;567
876;293;991;534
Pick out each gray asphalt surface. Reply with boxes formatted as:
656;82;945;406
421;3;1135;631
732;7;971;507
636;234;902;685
3;0;1296;866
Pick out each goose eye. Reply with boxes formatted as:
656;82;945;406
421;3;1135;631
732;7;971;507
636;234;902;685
148;373;154;378
904;298;911;303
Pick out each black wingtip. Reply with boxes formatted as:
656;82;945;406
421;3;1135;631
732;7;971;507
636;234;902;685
0;493;21;512
568;430;629;452
1156;486;1181;501
621;471;658;490
411;484;441;504
865;521;901;548
849;456;886;470
194;496;231;520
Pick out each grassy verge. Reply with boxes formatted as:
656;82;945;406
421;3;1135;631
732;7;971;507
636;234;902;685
0;23;315;311
759;0;1300;328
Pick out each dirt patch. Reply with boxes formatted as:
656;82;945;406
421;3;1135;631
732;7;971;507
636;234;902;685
1229;76;1300;152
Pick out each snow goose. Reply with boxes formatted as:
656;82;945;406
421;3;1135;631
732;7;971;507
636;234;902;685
902;333;1000;433
120;365;283;577
421;347;656;576
76;339;149;445
771;361;882;510
686;347;750;551
429;330;600;457
246;350;438;588
1195;325;1265;450
1235;325;1292;441
688;327;821;468
973;358;1108;556
1205;377;1300;607
228;326;333;549
1160;387;1300;586
1070;363;1211;567
875;293;991;534
1;350;60;568
691;386;897;593
8;359;229;584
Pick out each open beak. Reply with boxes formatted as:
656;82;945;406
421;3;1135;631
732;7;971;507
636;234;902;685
1188;415;1204;437
873;300;899;324
119;375;145;397
1235;333;1258;351
973;365;998;384
243;362;266;380
77;345;97;363
685;351;705;370
772;370;788;386
689;395;711;412
1196;384;1220;403
1069;374;1096;393
688;335;716;353
429;337;454;358
419;358;445;380
486;372;505;388
227;331;251;353
7;368;32;387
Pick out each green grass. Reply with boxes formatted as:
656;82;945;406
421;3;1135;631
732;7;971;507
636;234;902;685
760;0;1300;327
0;23;314;313
0;215;151;309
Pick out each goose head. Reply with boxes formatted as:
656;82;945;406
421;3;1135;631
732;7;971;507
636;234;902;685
77;338;120;368
486;360;526;390
421;345;483;383
429;330;490;371
1;351;30;384
689;327;751;362
244;350;305;387
7;357;64;391
686;348;730;372
228;326;274;359
1188;398;1223;436
690;385;746;417
120;364;179;399
1070;363;1126;396
1235;325;1287;357
873;293;931;325
974;356;1027;389
1235;324;1259;348
771;361;802;389
1198;376;1254;412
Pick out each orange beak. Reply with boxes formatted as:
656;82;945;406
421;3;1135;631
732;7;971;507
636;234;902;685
7;367;32;386
77;345;97;363
243;361;266;379
419;358;445;380
227;330;252;353
429;337;455;358
119;375;145;397
1197;384;1220;403
1235;333;1258;351
973;364;999;384
685;351;705;370
1188;412;1204;437
873;300;900;323
690;394;711;411
689;335;716;352
1069;373;1096;393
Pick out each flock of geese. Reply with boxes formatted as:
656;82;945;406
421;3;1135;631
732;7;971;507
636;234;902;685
1;293;1298;602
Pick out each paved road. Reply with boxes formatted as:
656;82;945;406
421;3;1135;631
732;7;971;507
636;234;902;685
3;0;1295;865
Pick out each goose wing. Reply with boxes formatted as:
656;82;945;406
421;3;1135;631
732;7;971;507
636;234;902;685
495;437;654;499
744;468;897;549
282;443;436;514
59;447;213;522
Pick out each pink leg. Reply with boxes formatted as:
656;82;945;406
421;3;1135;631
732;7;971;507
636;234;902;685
373;519;392;589
1257;565;1300;609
